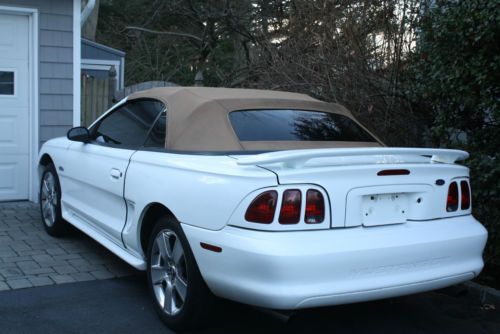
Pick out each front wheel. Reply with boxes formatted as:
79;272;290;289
39;163;67;237
147;217;216;331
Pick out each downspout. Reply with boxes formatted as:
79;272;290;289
81;0;96;27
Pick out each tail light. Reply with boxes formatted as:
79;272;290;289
244;188;327;227
460;181;471;210
279;189;301;224
446;182;459;212
245;190;277;224
305;190;325;224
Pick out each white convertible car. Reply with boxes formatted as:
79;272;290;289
38;87;487;330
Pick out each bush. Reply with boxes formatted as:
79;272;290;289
407;0;500;272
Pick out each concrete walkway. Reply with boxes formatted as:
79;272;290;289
0;201;136;291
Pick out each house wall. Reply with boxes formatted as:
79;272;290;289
0;0;75;147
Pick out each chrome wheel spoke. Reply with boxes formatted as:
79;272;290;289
43;180;50;193
42;200;50;214
151;264;166;285
46;175;54;192
41;187;49;201
45;203;54;223
174;277;187;302
156;233;170;260
163;285;174;314
154;285;165;306
164;232;175;259
49;204;56;222
42;205;49;220
172;239;184;266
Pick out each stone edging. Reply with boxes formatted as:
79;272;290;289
463;281;500;305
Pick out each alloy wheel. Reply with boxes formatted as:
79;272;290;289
150;229;188;316
40;172;57;227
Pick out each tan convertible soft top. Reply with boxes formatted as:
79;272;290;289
128;87;381;151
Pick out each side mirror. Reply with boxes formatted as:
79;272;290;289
67;126;90;143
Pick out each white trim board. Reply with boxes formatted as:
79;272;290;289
0;5;39;202
82;64;112;71
73;0;82;128
82;58;121;66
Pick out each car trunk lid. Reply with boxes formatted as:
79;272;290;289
232;148;471;228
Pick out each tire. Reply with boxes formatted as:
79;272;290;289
146;216;216;331
39;163;67;237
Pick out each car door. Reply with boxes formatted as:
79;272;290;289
60;99;165;245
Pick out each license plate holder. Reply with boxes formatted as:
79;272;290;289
362;193;408;226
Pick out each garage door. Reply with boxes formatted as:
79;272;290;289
0;13;30;201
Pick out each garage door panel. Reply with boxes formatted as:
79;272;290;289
0;13;30;201
0;14;28;60
0;116;16;145
0;155;29;200
0;109;29;154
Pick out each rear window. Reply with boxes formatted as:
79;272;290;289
229;109;376;142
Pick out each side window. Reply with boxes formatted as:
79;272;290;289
144;111;167;148
0;71;15;95
91;100;164;147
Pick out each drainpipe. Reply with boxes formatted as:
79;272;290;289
81;0;96;28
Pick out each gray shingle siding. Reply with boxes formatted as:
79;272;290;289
40;13;73;31
40;110;73;126
0;0;75;145
40;30;73;48
39;125;73;146
39;63;73;79
40;94;73;110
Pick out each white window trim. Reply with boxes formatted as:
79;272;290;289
81;58;124;89
81;64;112;71
0;5;39;202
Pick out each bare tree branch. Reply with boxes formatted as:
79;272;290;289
124;26;203;42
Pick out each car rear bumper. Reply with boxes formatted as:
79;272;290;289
181;215;487;309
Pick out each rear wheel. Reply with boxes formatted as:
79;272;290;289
146;217;216;331
39;163;67;237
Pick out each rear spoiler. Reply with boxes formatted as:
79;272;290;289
236;148;469;168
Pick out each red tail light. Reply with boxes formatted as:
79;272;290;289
305;190;325;224
279;189;301;224
245;191;278;224
446;182;459;212
460;181;471;210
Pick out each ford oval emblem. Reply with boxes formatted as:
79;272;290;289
435;179;445;186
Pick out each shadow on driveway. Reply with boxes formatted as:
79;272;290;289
0;274;498;334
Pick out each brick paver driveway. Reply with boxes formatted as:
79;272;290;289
0;201;136;291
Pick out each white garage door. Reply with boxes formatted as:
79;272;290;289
0;13;30;201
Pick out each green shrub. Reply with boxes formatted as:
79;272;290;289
407;0;500;267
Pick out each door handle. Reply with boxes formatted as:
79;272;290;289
110;168;122;179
